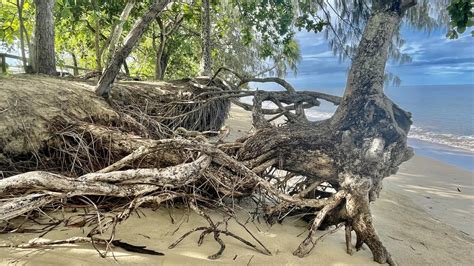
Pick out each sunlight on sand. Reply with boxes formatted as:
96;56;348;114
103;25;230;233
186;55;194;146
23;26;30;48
179;251;214;261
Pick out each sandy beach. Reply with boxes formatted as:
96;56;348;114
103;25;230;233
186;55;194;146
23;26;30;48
1;105;473;265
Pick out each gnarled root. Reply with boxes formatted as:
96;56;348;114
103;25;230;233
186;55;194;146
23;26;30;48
0;124;400;264
293;190;347;257
344;177;396;265
168;200;271;260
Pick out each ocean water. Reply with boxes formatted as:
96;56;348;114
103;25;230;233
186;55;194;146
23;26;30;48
304;84;474;171
246;84;474;171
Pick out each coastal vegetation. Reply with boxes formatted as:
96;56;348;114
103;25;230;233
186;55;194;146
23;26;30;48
0;0;471;264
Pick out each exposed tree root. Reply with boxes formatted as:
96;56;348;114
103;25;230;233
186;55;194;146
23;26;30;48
168;200;271;260
293;190;347;257
1;1;416;260
0;94;407;264
0;236;107;248
0;127;403;264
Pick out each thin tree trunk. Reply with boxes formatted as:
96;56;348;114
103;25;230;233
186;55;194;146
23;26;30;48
22;23;33;72
155;17;166;80
95;0;170;97
104;0;136;67
94;20;102;71
123;60;130;76
16;0;27;71
154;14;183;80
160;53;169;79
70;52;79;76
22;23;32;56
91;0;102;71
32;0;56;75
199;0;212;76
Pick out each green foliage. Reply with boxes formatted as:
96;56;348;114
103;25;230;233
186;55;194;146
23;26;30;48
0;0;320;79
1;0;463;83
230;0;326;76
53;0;139;70
446;0;474;39
0;0;34;49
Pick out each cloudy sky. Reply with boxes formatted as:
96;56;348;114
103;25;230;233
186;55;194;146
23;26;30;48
284;27;474;90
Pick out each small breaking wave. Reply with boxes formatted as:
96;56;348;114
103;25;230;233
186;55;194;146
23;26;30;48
305;109;334;121
408;126;474;153
306;110;474;152
237;98;474;153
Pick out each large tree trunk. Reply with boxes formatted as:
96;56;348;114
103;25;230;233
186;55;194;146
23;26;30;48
199;0;212;76
103;0;136;67
32;0;56;75
95;0;170;97
236;0;417;264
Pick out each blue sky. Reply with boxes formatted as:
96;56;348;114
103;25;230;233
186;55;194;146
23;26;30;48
284;27;474;90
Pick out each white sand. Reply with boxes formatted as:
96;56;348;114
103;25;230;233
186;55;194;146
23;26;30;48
385;156;474;236
1;105;473;265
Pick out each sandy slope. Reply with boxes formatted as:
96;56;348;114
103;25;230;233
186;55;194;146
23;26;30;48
385;156;474;236
1;105;473;265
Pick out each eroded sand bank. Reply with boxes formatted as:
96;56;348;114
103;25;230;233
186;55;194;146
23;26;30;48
1;105;472;265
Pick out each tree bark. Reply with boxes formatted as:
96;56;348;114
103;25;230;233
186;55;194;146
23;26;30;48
94;19;102;71
32;0;56;75
103;0;136;67
95;0;170;97
199;0;212;76
16;0;28;71
236;0;417;263
155;17;167;80
70;51;79;76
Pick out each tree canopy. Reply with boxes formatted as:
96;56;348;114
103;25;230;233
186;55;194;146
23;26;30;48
0;0;471;79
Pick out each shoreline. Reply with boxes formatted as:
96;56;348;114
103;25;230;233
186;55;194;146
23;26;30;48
408;138;474;172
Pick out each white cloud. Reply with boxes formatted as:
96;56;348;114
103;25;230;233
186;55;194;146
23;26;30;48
302;51;334;60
